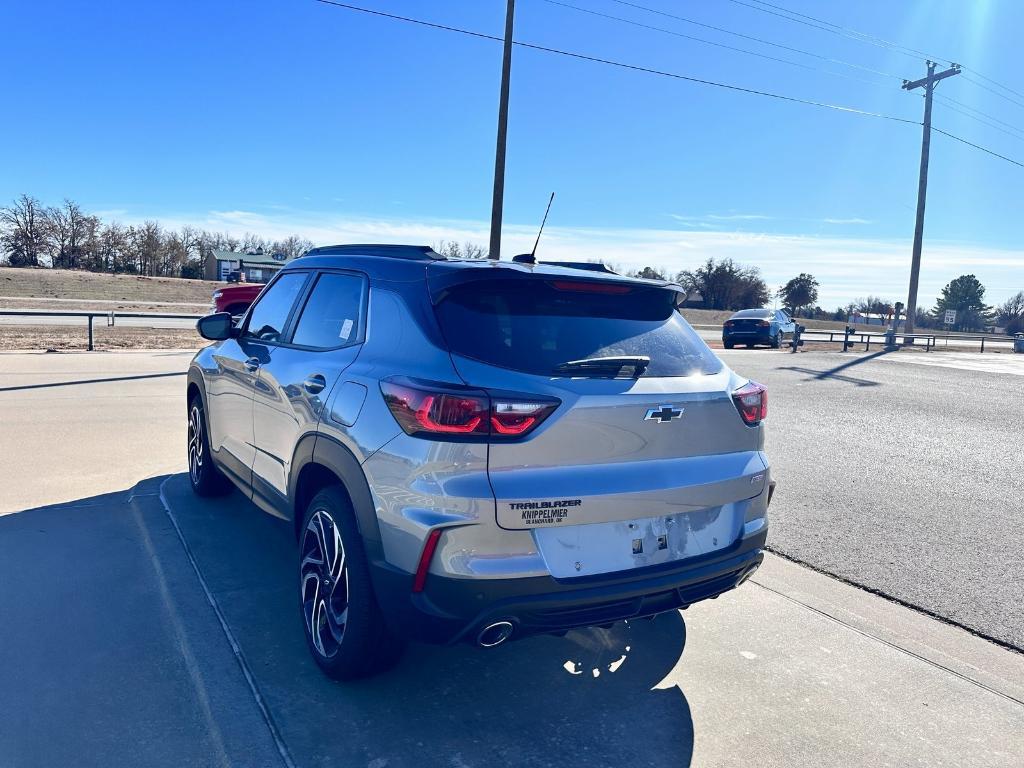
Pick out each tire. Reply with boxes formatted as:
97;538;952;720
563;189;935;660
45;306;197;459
723;341;734;349
299;487;405;680
187;395;231;496
771;333;781;349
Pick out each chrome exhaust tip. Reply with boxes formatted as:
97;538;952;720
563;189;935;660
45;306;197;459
737;562;761;586
476;621;514;648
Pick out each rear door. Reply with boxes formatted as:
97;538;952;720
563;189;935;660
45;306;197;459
433;276;767;577
251;270;367;512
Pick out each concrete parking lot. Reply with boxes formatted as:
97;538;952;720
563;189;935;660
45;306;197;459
1;348;1022;767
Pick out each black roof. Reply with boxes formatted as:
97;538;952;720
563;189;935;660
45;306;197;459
284;244;683;297
305;244;444;261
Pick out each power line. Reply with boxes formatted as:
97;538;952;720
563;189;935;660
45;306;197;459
959;66;1024;101
728;0;1024;110
932;127;1024;169
540;0;894;89
312;1;1024;170
602;0;906;81
313;0;917;123
725;0;949;64
932;94;1024;141
959;74;1024;112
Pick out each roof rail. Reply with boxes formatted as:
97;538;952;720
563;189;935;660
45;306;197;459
307;244;444;261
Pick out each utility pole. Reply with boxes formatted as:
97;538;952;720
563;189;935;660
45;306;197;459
901;60;960;335
488;0;515;260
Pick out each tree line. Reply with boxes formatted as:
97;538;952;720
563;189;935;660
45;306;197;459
626;262;1022;333
0;194;312;279
3;194;1021;332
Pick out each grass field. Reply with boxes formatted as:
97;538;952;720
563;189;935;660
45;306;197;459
0;267;218;305
0;325;204;351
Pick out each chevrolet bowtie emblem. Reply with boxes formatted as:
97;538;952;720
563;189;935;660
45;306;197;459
644;405;684;423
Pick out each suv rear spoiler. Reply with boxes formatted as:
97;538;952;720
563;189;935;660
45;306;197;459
426;261;685;305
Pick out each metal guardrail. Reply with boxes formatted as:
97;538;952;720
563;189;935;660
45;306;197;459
692;321;1016;354
797;327;1015;353
0;309;203;350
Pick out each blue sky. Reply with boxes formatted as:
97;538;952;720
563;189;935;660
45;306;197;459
1;0;1021;308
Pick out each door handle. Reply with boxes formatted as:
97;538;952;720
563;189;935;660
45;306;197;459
303;374;327;394
244;357;260;372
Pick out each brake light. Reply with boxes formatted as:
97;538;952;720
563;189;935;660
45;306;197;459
381;380;558;439
550;280;633;294
732;381;767;425
724;320;734;327
758;320;771;327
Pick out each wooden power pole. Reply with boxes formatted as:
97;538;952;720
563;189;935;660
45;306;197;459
901;60;960;335
488;0;515;260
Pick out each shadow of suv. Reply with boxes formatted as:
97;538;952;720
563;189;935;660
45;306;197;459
187;245;772;679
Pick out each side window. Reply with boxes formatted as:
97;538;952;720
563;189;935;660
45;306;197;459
243;272;308;343
291;272;366;349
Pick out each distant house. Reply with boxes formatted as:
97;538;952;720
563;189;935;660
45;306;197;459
204;249;290;283
848;311;904;328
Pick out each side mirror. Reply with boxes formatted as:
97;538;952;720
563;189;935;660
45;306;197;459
196;312;236;341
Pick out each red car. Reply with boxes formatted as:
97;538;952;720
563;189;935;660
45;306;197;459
212;283;263;316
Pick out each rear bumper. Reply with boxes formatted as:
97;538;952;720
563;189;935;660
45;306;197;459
723;330;773;343
369;518;767;645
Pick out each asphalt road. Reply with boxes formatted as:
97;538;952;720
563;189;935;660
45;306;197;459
719;347;1024;649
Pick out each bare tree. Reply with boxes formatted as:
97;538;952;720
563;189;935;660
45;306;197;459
271;235;314;260
0;194;49;267
996;290;1024;334
434;240;487;259
47;199;93;269
240;232;269;254
97;222;128;273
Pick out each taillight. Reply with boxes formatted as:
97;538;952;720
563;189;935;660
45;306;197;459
490;400;554;435
381;381;489;436
758;320;770;327
732;381;767;426
724;320;734;327
381;380;558;439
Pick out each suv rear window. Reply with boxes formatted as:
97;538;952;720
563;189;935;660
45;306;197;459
435;279;721;377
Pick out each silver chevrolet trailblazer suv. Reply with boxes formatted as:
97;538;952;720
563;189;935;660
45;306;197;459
187;245;773;679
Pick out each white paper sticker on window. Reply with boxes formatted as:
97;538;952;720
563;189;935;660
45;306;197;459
340;318;354;340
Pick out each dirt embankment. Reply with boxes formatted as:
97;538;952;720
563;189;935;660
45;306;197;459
0;267;219;305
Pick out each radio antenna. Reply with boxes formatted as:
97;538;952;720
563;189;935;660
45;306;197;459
530;192;555;258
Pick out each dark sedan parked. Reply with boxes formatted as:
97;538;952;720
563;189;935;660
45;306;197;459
723;309;796;349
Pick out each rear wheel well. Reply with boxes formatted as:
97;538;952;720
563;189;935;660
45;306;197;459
293;462;352;540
